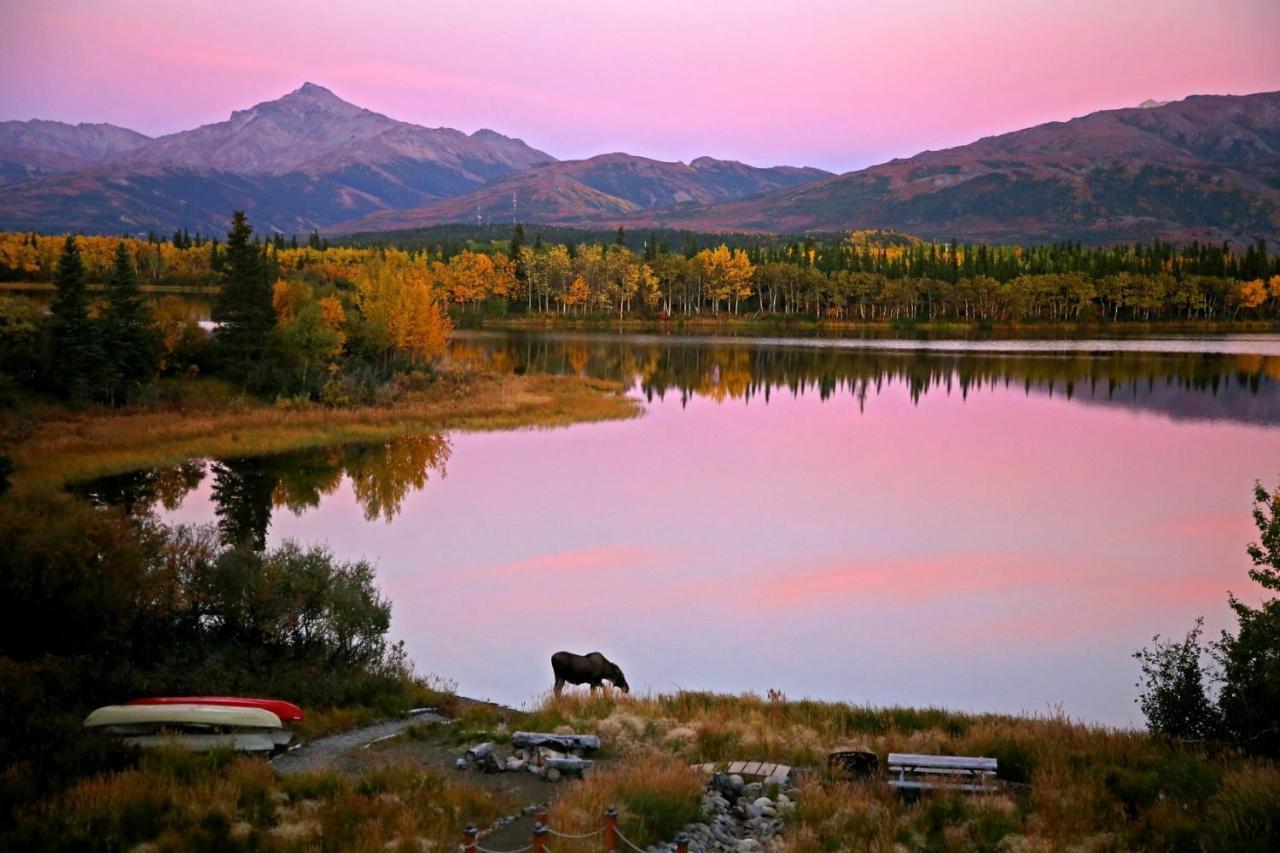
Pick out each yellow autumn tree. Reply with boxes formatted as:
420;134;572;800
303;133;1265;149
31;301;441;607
1238;279;1269;316
562;276;590;315
695;245;755;314
272;280;311;320
444;251;517;308
353;253;450;365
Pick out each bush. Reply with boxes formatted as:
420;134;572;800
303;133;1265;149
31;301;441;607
1136;482;1280;755
0;487;428;830
1134;618;1222;741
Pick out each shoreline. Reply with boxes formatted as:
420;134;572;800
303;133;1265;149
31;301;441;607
2;369;639;488
459;313;1280;340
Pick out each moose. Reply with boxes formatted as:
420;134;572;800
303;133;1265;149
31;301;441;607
551;651;630;697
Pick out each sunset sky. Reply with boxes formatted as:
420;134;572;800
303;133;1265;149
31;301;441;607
2;0;1278;172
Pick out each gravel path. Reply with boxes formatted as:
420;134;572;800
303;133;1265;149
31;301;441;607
271;711;443;776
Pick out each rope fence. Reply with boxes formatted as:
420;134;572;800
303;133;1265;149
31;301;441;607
461;806;691;853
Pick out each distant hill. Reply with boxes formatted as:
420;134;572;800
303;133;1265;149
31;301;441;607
115;83;553;180
331;153;833;232
3;86;1278;244
0;83;556;234
608;91;1280;244
0;119;150;184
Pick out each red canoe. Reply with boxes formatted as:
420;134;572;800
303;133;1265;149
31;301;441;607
128;696;303;722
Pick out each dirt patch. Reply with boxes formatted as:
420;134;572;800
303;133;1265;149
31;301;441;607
272;705;612;850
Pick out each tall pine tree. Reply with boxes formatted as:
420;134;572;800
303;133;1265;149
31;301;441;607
212;211;275;381
101;242;160;404
46;236;101;402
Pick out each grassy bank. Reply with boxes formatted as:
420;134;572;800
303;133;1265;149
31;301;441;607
9;690;1278;850
516;691;1278;851
0;280;220;295
462;313;1280;339
1;367;638;488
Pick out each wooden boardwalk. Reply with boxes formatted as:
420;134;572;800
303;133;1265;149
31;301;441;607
690;760;792;779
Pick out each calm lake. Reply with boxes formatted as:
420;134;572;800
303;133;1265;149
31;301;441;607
80;331;1280;726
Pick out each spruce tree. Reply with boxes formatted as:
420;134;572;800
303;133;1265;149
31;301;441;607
46;236;102;402
101;242;160;404
212;211;275;381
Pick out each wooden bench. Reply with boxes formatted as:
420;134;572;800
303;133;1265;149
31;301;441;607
887;753;998;792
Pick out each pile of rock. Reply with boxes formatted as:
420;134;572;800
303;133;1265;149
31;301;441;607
658;771;796;852
455;731;599;783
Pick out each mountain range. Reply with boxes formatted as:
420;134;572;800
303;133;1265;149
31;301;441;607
1;83;1277;244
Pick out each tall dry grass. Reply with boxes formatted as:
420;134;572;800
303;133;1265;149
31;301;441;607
548;752;705;850
523;690;1280;851
12;748;513;852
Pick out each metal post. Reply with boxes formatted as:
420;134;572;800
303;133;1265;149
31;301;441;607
532;821;548;853
676;832;689;853
604;806;619;852
462;824;477;853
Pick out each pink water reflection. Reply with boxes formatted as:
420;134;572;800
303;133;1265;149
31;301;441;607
164;372;1277;726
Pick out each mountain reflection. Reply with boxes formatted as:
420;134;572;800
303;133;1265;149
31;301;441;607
76;433;451;543
451;334;1280;426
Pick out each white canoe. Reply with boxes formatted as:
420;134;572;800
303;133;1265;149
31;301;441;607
84;704;282;730
121;732;278;753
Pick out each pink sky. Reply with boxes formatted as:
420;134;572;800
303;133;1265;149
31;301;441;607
3;1;1275;175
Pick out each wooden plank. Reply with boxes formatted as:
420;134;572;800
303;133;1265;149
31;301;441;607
772;765;791;778
757;762;776;778
742;761;762;776
890;767;996;778
728;761;747;775
889;780;992;793
887;753;997;772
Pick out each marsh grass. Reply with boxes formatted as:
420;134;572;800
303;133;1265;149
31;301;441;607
548;753;705;849
12;747;513;852
2;368;638;488
524;691;1280;851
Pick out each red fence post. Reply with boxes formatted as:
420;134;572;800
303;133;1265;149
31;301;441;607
537;807;548;830
604;806;618;852
676;831;689;853
532;821;548;853
462;824;477;853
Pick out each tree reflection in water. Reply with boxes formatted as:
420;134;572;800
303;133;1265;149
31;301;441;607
451;335;1280;425
75;433;451;544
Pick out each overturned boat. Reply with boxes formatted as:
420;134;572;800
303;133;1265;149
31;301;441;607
83;703;292;754
127;696;304;722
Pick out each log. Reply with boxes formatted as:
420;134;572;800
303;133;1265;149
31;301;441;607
512;732;601;753
465;742;495;761
543;756;593;775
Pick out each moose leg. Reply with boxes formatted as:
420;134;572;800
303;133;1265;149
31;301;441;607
554;677;565;698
